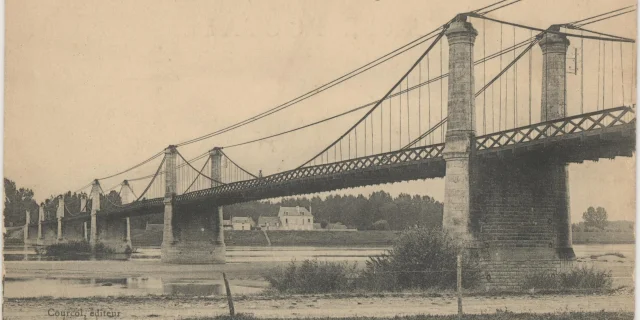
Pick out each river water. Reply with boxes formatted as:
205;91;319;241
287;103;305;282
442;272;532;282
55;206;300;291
3;244;634;298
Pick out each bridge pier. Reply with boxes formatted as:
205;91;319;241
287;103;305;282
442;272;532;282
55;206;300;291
442;15;477;245
24;210;39;246
161;146;226;264
442;17;575;290
35;204;58;246
96;216;132;253
90;180;100;248
87;180;131;253
539;27;574;260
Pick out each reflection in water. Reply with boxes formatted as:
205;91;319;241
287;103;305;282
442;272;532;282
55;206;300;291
4;245;391;262
3;276;260;298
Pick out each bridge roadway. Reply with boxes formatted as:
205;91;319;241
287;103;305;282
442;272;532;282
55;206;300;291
39;106;635;225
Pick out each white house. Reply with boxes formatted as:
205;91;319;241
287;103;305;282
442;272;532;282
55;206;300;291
258;216;281;230
231;217;255;230
278;206;314;230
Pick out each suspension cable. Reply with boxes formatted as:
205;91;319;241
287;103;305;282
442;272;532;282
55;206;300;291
297;21;452;168
175;28;445;148
176;150;222;184
183;157;212;194
135;156;166;202
219;150;258;178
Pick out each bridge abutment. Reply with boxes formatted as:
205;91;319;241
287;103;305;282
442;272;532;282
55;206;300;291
161;146;226;264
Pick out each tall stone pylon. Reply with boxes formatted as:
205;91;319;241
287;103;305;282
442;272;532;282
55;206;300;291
56;195;65;241
210;147;225;246
539;27;574;259
23;210;31;243
119;180;133;246
89;179;101;247
80;194;87;213
161;145;178;259
442;14;477;246
120;180;134;205
37;203;44;241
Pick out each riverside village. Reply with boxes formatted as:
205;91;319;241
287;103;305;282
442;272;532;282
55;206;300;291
3;0;637;319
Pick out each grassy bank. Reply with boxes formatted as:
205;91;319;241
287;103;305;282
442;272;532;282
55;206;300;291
191;311;633;320
572;231;635;244
131;229;401;247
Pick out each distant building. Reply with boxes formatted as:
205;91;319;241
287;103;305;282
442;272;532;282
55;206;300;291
313;223;322;230
223;220;233;230
231;217;255;230
258;216;281;230
278;206;313;230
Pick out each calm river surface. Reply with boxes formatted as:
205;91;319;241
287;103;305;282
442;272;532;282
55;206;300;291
3;244;634;298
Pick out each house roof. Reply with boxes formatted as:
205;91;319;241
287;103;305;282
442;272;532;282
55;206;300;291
232;217;255;225
278;206;312;217
258;216;280;225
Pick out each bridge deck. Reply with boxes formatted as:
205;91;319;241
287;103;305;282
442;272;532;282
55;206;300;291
37;107;634;225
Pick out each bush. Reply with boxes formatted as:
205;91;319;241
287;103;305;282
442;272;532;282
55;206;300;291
370;220;390;230
44;241;92;256
262;260;358;294
44;241;116;256
559;266;612;289
521;266;612;291
359;228;480;291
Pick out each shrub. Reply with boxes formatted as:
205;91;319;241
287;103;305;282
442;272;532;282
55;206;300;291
521;266;612;291
370;220;390;230
44;241;116;256
359;228;480;291
262;260;358;294
559;266;612;289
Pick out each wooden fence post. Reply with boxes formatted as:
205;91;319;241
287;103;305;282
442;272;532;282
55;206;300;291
222;272;235;316
457;253;463;319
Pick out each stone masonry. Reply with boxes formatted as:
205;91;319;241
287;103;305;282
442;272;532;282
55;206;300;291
442;18;575;290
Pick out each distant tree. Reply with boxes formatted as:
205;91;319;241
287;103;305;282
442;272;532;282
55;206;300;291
582;206;608;230
371;219;390;230
319;220;329;229
3;178;39;227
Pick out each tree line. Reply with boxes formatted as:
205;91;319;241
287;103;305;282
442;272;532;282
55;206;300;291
5;178;443;231
3;178;123;226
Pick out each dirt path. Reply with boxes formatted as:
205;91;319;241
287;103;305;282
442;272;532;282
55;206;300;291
3;292;634;319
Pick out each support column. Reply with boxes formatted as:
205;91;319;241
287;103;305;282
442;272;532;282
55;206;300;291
210;148;225;246
80;194;86;212
120;181;133;249
23;210;31;244
161;146;177;261
90;180;101;248
442;15;477;246
37;203;44;242
539;28;574;259
56;196;65;242
161;145;226;264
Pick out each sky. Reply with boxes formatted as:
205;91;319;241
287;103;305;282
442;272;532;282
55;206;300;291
4;0;637;222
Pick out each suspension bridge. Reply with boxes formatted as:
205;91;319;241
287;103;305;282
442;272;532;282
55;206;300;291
24;1;636;289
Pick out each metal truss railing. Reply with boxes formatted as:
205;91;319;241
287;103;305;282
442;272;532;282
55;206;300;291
475;106;635;151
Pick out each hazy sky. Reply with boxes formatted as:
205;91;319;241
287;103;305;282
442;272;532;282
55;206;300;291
5;0;637;222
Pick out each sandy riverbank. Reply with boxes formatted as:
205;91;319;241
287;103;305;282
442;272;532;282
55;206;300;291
4;291;634;319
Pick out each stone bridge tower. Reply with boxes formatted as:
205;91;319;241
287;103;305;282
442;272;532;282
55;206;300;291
442;17;575;290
